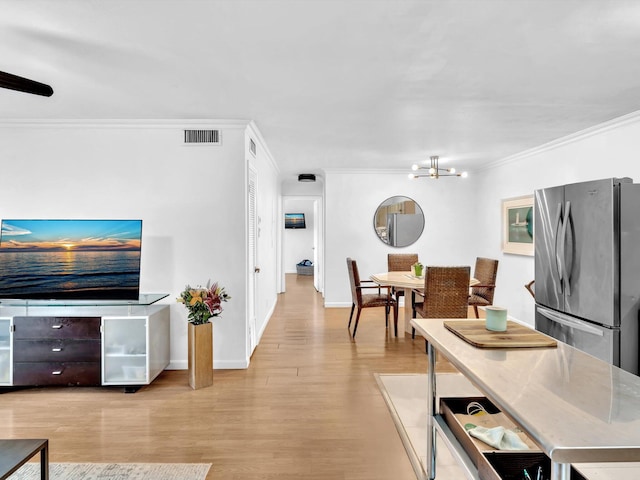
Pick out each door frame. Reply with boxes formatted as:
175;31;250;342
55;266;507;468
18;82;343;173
247;164;258;354
280;194;324;295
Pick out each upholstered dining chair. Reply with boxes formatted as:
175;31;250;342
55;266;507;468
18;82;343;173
411;266;470;339
347;257;398;338
468;257;499;318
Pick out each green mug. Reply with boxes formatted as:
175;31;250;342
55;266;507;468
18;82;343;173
485;306;507;332
413;264;423;277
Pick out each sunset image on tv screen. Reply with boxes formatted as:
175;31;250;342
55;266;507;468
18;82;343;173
0;219;142;300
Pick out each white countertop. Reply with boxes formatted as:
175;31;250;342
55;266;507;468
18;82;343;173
411;318;640;464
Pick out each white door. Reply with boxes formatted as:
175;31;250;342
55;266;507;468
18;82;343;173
248;165;258;353
313;199;320;292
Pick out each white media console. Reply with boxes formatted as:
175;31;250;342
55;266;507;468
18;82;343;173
0;294;169;393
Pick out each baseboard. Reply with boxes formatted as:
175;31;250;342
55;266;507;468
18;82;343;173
324;301;352;308
167;358;249;370
215;359;250;369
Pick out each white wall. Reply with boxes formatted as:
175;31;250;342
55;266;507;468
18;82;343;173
282;178;323;196
0;120;280;369
4;111;639;369
472;112;640;326
324;169;477;307
283;198;315;273
322;112;640;330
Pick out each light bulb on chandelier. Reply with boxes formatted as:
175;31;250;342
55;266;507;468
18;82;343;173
408;155;467;179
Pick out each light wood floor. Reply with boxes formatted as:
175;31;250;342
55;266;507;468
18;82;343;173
1;274;459;479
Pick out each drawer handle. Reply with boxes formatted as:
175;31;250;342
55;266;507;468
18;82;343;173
52;348;62;352
51;325;63;329
52;370;63;375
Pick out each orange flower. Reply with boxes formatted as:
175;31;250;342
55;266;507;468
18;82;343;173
188;289;204;306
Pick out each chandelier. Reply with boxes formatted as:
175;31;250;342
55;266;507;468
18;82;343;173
408;155;467;179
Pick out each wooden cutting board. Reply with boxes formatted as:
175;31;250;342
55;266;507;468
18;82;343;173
444;320;557;348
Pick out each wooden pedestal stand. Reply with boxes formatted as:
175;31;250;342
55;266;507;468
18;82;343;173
188;322;213;389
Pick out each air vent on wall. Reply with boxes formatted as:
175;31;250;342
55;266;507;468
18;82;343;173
249;138;257;157
184;129;221;145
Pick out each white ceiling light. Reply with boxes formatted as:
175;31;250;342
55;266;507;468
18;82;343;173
408;156;468;179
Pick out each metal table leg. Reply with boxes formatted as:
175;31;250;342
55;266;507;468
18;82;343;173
40;439;49;480
427;342;437;479
551;461;571;480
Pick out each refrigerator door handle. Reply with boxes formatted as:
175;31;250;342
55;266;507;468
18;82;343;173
538;306;604;337
553;202;564;294
563;201;573;296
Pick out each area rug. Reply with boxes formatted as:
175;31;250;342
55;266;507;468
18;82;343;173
374;373;481;480
9;463;211;480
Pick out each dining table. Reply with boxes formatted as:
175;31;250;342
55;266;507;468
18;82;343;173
370;271;479;334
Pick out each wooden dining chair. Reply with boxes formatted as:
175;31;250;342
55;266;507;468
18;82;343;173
411;266;470;339
525;280;535;298
387;253;419;273
468;257;499;318
346;257;398;338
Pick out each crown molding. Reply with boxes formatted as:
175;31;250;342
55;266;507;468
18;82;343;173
480;109;640;172
0;118;252;129
322;168;411;176
246;120;279;174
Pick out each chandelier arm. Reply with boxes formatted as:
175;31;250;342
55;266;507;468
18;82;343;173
409;155;467;179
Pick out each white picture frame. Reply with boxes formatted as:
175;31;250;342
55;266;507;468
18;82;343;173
502;195;534;256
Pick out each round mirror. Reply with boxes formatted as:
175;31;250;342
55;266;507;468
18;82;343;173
373;196;424;247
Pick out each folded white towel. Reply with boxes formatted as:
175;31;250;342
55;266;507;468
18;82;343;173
466;425;530;451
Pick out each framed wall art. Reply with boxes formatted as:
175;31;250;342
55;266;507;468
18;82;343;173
502;195;534;256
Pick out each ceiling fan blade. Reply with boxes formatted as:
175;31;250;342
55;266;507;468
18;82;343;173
0;70;53;97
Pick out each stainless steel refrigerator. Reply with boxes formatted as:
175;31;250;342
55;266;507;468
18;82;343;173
387;213;424;247
535;177;640;375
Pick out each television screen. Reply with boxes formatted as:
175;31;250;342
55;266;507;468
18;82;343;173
284;213;306;229
0;219;143;300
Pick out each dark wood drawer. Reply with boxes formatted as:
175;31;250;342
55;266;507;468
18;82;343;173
480;452;586;480
13;317;101;340
13;339;101;362
13;362;101;386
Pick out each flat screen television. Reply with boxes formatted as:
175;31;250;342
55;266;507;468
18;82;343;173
0;219;143;300
284;213;306;229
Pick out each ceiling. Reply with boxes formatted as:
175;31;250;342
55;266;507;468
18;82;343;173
3;1;640;180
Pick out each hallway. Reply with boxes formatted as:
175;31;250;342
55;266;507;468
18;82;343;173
247;273;432;478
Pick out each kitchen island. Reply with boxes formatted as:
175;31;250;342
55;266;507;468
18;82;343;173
410;318;640;480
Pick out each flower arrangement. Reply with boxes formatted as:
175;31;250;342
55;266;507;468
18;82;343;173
177;281;230;325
